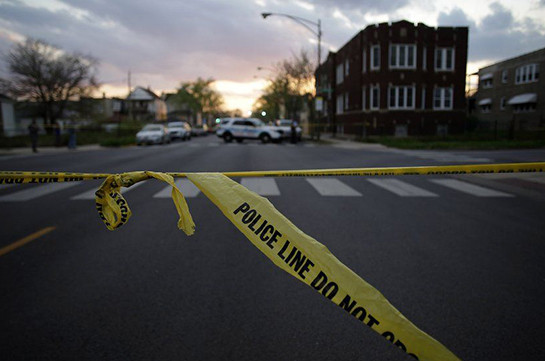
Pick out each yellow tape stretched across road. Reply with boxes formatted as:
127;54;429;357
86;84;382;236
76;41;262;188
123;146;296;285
1;162;544;183
1;161;544;360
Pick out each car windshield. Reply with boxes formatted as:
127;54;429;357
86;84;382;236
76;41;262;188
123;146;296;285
252;119;265;127
142;125;162;131
167;122;183;128
278;120;292;126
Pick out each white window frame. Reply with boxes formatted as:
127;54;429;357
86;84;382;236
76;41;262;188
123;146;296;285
502;70;508;83
336;94;344;114
371;45;380;70
435;47;455;71
388;85;415;109
362;86;366;110
515;64;539;84
362;48;367;73
389;44;416;69
336;64;344;85
370;84;380;110
433;87;453;110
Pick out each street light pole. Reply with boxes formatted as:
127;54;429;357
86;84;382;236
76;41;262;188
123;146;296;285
261;12;322;69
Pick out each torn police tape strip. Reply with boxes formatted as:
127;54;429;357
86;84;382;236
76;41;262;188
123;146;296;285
188;173;460;360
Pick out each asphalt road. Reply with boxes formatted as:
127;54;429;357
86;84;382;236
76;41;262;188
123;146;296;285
1;136;544;361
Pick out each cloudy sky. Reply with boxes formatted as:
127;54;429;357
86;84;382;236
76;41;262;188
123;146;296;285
1;0;544;113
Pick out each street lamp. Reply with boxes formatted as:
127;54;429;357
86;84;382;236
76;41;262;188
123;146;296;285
261;12;322;69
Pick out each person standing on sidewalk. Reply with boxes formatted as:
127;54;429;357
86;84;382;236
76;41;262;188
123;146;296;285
67;120;77;149
28;119;39;153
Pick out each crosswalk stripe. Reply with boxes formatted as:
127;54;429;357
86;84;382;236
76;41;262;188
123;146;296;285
71;181;146;200
430;179;513;197
153;179;201;198
0;182;81;202
306;178;362;196
240;178;280;196
367;179;438;197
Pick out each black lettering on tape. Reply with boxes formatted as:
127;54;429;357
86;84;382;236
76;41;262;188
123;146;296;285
234;202;250;215
242;209;257;224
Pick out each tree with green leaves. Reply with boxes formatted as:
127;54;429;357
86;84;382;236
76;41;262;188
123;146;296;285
253;50;315;125
1;38;99;128
174;77;224;125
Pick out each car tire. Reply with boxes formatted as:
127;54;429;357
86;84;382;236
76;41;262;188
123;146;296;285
236;138;243;143
223;133;233;143
260;133;271;144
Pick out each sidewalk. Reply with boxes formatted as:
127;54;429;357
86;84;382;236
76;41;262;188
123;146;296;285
0;144;102;157
314;133;388;150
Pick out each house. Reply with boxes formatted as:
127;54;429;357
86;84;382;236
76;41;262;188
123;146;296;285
0;94;17;136
126;86;167;121
475;47;544;132
315;20;469;137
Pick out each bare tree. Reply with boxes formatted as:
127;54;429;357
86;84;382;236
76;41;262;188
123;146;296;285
1;38;99;127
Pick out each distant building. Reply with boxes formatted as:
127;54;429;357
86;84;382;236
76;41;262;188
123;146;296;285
475;48;544;131
163;93;193;123
315;20;469;137
126;86;167;121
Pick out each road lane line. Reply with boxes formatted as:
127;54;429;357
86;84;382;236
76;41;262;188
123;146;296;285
430;179;514;197
367;179;438;197
306;178;362;196
153;179;201;198
0;226;56;257
71;180;146;200
0;182;81;202
240;178;281;196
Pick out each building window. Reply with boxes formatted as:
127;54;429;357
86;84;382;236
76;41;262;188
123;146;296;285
422;47;427;70
389;44;416;69
362;49;367;73
480;104;491;113
336;64;344;84
362;86;366;110
502;70;508;83
515;64;539;84
344;92;349;110
370;85;380;110
480;74;493;89
500;97;506;110
435;48;454;71
345;59;349;76
513;103;536;113
421;88;426;109
371;45;380;70
336;94;344;114
388;85;415;109
433;87;453;110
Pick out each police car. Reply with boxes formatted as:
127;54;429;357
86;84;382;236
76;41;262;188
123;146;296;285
216;118;282;143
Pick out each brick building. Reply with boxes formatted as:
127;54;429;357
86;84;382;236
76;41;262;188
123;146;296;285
475;47;544;132
315;20;468;137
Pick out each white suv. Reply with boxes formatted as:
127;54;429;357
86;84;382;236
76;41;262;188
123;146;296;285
216;118;282;143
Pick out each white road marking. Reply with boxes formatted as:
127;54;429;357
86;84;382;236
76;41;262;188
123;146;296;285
306;178;362;196
367;179;438;197
153;179;201;198
240;178;280;196
71;181;146;200
0;182;81;202
430;179;513;197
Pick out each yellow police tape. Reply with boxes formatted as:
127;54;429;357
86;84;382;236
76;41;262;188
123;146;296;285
1;161;545;360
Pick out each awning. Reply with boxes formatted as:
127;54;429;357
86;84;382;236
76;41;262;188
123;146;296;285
480;73;493;80
478;98;492;105
508;93;537;105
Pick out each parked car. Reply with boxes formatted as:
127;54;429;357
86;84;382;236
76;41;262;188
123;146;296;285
216;118;282;143
136;124;170;145
167;121;191;141
274;119;302;141
192;124;209;136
